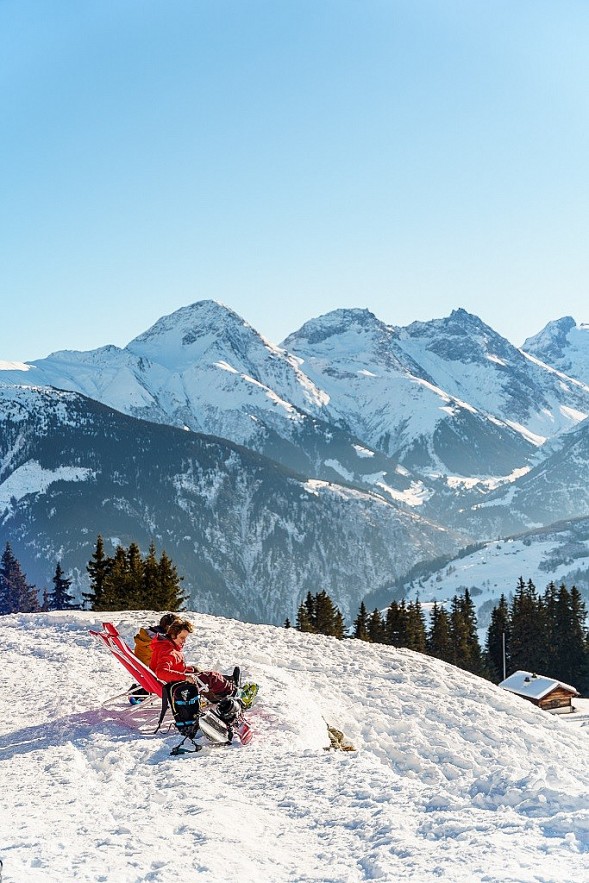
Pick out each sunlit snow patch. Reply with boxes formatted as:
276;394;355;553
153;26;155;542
504;420;547;446
445;466;531;491
0;461;94;508
0;361;30;371
353;444;375;458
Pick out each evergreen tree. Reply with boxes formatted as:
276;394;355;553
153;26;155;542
296;599;315;632
47;562;77;611
125;542;145;607
284;617;291;629
367;608;385;643
142;542;160;605
353;601;369;641
427;602;453;663
152;550;186;611
384;600;409;647
0;543;39;614
295;590;345;638
542;580;559;673
405;600;427;652
97;545;128;610
85;538;185;611
485;594;510;681
449;590;484;674
333;608;346;640
552;583;589;691
510;577;546;674
84;535;110;609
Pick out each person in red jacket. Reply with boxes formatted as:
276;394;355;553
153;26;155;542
150;618;237;702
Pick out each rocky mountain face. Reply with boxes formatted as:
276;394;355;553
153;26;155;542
3;301;589;622
0;384;466;622
452;417;589;539
523;316;589;386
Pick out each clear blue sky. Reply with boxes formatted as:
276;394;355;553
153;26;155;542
2;0;589;361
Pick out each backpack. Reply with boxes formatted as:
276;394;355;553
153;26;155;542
156;680;201;754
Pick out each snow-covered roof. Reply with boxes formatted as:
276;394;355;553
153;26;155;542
500;670;579;700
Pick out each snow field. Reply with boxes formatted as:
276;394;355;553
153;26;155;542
1;611;588;882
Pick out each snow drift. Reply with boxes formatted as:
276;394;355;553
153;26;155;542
1;612;588;882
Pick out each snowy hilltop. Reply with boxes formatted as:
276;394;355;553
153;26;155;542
1;611;588;882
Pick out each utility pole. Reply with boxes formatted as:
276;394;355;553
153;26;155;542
502;631;506;681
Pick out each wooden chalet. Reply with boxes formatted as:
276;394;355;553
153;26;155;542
499;670;579;714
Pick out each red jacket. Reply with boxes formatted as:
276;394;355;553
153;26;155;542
149;634;188;683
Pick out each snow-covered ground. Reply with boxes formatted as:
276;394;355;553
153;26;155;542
1;611;588;882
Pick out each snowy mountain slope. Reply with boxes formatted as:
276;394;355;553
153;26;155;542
0;385;467;622
282;308;538;479
1;611;588;883
389;516;589;629
523;316;589;386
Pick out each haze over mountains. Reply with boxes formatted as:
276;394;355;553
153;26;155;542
2;301;589;621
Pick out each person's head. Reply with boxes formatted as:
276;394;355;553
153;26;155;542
167;618;194;648
159;612;180;632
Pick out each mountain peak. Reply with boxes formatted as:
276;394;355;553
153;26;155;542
282;307;390;349
522;316;577;359
522;316;589;384
126;300;261;369
402;308;513;364
129;299;249;345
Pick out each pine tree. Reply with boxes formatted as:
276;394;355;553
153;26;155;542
0;543;39;614
449;590;484;674
47;562;77;611
427;602;453;662
552;583;589;691
284;617;291;629
406;600;427;652
367;608;385;644
84;538;186;612
296;599;315;632
152;550;186;611
84;535;111;609
125;542;145;607
333;608;346;640
97;545;129;610
510;577;546;674
384;600;409;647
353;601;369;641
295;590;345;638
485;594;510;681
142;542;160;606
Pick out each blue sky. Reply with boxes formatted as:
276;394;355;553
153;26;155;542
2;0;589;361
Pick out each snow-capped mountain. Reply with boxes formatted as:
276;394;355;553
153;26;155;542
523;315;589;386
3;611;589;882
0;301;328;436
0;302;441;499
284;307;589;461
6;302;588;493
0;384;466;622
